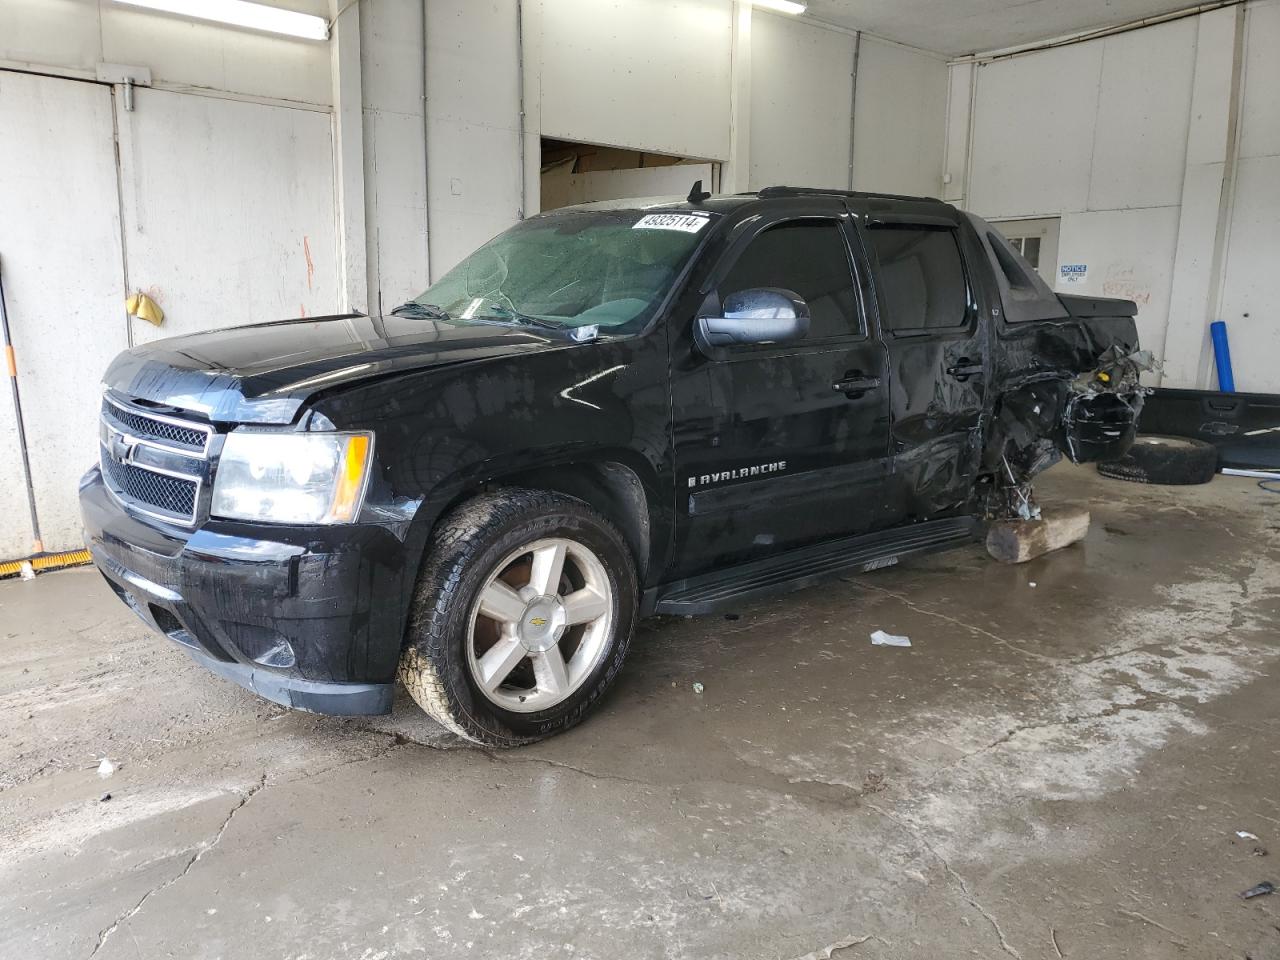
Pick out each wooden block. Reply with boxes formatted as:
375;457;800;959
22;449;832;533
985;507;1091;565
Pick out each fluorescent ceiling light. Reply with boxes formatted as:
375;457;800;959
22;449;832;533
754;0;807;13
114;0;329;40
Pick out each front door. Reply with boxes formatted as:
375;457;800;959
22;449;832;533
851;204;989;517
668;199;893;577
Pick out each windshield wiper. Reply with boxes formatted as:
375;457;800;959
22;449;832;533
390;301;451;320
473;305;560;330
393;299;563;332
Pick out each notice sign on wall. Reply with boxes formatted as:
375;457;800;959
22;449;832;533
1059;263;1088;285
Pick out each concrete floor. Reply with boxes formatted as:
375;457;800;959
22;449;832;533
3;464;1280;960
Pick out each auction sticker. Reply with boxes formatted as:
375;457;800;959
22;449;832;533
633;213;709;233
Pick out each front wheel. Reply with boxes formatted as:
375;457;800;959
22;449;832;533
399;489;637;746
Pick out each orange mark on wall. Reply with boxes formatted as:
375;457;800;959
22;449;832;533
300;304;307;318
303;235;315;292
1102;265;1152;305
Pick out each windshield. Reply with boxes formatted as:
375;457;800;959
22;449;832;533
407;210;714;333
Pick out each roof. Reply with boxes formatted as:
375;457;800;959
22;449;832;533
546;185;949;218
754;185;943;205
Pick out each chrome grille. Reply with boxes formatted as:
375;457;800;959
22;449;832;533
102;396;211;453
101;454;198;520
99;395;212;526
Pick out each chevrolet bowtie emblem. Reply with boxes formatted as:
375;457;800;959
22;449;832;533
109;432;137;464
529;617;547;627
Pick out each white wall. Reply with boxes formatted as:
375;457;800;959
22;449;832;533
528;0;948;206
426;0;948;275
118;88;340;344
747;16;947;197
949;2;1280;392
961;17;1197;366
0;0;332;106
532;0;734;162
0;73;126;557
852;36;947;198
1217;1;1280;393
749;12;854;190
361;0;429;314
0;0;954;319
425;0;524;278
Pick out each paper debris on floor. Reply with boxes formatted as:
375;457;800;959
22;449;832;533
870;630;911;648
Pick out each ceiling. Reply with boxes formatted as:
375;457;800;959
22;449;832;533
802;0;1203;56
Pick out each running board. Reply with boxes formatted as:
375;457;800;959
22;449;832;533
648;516;982;616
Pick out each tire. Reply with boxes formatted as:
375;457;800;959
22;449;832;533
399;488;637;746
1096;434;1218;485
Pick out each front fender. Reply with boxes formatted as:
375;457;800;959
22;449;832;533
309;334;674;626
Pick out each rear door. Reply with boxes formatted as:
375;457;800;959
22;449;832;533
668;198;893;576
851;204;989;516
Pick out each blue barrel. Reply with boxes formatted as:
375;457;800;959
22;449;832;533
1211;320;1235;392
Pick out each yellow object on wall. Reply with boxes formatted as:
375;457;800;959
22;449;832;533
125;291;164;326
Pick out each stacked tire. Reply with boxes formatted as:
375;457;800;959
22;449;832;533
1097;434;1218;485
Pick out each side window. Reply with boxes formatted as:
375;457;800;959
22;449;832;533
719;220;862;340
865;226;969;332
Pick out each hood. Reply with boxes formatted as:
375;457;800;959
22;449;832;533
103;314;567;424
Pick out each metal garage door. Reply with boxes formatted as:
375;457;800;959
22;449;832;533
0;71;127;559
0;72;339;558
117;88;339;346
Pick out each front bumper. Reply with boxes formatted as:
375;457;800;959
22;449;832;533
80;466;409;715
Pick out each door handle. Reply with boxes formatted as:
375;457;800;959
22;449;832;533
946;358;983;382
832;373;882;396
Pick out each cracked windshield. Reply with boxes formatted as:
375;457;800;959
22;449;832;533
397;210;713;333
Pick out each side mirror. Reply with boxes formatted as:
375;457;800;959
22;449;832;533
697;288;811;347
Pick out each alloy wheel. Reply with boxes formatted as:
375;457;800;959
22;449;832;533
465;537;614;713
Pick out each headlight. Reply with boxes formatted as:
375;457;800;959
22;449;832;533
211;431;373;524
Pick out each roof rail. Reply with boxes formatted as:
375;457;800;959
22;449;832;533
754;185;942;204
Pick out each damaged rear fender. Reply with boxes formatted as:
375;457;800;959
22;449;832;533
984;348;1155;485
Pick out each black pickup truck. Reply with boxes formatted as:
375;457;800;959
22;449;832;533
82;186;1145;745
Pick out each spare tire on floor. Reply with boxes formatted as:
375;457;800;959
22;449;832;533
1096;434;1218;485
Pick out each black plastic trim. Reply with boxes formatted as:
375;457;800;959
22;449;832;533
646;515;981;615
182;646;393;715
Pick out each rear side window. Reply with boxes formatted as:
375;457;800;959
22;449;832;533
720;220;862;340
988;231;1039;294
865;226;969;332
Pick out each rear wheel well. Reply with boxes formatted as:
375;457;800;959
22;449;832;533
440;461;652;578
